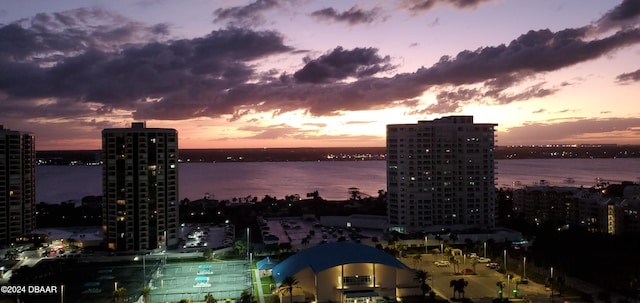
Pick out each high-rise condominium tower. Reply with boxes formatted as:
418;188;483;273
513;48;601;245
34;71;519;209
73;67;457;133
102;122;179;251
0;125;35;246
386;116;497;233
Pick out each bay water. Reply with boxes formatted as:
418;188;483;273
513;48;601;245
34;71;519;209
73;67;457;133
37;158;640;204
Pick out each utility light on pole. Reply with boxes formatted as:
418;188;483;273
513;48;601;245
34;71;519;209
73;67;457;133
503;249;507;274
424;236;428;254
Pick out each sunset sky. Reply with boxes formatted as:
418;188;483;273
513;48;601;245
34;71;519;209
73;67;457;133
1;0;639;150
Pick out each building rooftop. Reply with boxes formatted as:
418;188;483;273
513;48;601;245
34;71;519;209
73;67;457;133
271;241;410;284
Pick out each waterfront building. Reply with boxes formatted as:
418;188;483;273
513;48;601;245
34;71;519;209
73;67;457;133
511;183;640;234
102;122;179;251
271;242;419;303
0;125;35;246
386;116;497;233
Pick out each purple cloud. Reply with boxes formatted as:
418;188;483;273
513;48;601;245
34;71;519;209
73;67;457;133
310;6;382;25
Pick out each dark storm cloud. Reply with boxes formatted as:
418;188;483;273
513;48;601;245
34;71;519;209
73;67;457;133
171;19;639;118
415;28;640;86
310;6;381;25
594;0;640;33
400;0;496;12
0;11;292;120
0;8;168;62
214;0;279;27
293;47;394;83
616;68;640;83
3;2;640;124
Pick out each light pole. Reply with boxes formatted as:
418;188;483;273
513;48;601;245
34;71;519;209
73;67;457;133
143;254;146;288
424;236;428;254
440;243;444;261
503;249;507;274
483;242;487;258
246;227;250;259
550;267;555;299
523;257;527;279
60;284;64;303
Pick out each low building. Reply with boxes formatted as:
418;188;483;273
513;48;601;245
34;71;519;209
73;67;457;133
271;241;420;303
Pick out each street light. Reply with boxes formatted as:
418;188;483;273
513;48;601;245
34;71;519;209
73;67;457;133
550;266;555;299
424;236;428;254
143;254;146;288
503;249;507;274
483;242;487;258
523;257;527;279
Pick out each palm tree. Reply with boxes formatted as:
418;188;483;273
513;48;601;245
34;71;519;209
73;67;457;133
278;276;300;303
204;293;217;303
547;276;565;296
452;258;461;274
450;279;459;299
511;277;521;298
496;281;505;299
239;290;254;303
415;270;431;298
456;278;468;299
470;257;478;274
234;240;247;256
113;287;127;303
413;254;422;266
203;248;214;260
141;286;151;303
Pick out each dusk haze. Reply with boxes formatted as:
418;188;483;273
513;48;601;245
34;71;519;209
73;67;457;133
1;0;639;150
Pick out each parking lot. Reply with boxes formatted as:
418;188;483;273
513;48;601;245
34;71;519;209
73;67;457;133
401;254;551;302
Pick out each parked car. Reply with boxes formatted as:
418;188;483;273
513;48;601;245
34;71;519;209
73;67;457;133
434;260;451;267
476;257;491;263
486;262;499;269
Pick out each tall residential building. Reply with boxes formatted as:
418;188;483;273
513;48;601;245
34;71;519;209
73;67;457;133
102;122;179;251
0;125;35;246
386;116;497;233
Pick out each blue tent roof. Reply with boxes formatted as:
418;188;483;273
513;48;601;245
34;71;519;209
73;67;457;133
257;257;277;270
271;242;410;284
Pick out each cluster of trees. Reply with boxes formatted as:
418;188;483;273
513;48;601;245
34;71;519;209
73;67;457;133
35;196;102;227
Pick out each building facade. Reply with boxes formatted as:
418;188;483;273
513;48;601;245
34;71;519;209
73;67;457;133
271;242;419;303
102;122;179;251
0;125;35;246
386;116;497;233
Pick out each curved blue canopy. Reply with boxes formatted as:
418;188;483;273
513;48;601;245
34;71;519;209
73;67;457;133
271;242;410;284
